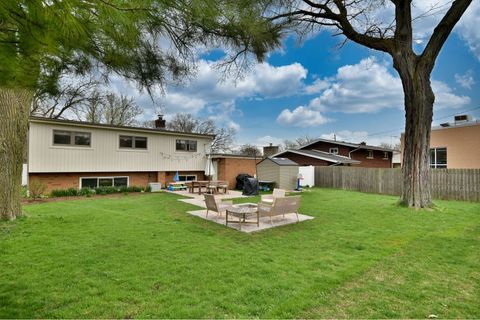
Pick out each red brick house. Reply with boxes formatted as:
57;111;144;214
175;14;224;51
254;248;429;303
273;138;394;168
210;154;261;189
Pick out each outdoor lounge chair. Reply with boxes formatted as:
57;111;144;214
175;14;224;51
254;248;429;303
204;194;233;218
261;188;286;204
258;196;301;224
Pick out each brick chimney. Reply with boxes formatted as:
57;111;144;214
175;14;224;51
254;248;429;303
263;143;279;158
155;115;166;129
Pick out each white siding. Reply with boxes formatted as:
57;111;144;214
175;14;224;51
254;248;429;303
28;121;212;173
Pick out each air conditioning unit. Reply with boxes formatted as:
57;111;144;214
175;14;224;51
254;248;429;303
148;182;162;192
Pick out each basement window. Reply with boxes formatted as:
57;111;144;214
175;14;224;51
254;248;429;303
80;176;129;189
178;175;197;181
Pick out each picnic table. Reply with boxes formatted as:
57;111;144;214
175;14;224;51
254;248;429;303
185;180;228;194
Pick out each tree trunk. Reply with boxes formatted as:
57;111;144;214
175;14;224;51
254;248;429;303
397;63;435;208
0;87;33;220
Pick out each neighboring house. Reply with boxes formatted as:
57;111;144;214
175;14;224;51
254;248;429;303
273;138;394;168
256;157;299;190
210;154;261;189
400;116;480;169
27;116;214;191
392;151;402;168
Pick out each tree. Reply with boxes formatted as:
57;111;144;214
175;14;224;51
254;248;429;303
239;144;262;157
282;134;315;150
264;0;472;208
167;113;236;153
103;94;143;126
0;0;281;220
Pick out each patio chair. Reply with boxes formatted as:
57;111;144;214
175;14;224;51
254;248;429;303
217;181;228;194
258;196;301;224
261;188;286;204
204;194;233;218
206;181;218;194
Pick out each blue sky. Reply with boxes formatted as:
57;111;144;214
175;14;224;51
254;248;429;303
112;1;480;148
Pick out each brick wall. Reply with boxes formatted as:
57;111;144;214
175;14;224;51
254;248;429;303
216;158;259;189
29;171;157;192
302;141;351;157
351;149;392;168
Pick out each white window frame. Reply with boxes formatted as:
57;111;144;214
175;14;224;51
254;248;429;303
430;147;447;169
53;129;91;147
178;174;197;181
383;151;389;160
79;176;129;189
175;139;198;152
119;135;148;150
329;147;339;155
366;150;374;159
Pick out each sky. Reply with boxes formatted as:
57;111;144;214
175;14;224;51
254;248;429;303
109;1;480;149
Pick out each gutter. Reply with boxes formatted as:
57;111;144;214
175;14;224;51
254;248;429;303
348;147;362;159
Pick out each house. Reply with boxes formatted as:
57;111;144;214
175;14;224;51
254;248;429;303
27;116;214;191
272;138;394;168
256;157;299;190
400;115;480;169
210;154;261;189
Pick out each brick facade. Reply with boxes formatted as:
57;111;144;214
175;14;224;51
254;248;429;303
30;170;206;192
215;157;260;189
302;141;392;168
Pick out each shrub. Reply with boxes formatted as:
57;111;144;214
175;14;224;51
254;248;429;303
78;188;95;197
50;188;79;197
20;185;29;198
29;180;47;199
145;185;152;192
94;186;118;195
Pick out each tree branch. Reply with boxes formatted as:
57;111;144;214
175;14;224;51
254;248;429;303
421;0;472;73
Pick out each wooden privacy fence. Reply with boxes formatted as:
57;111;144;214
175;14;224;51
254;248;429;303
314;166;480;202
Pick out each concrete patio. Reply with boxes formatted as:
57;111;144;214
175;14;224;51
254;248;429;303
165;189;314;233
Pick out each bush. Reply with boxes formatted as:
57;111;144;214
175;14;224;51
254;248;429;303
50;188;79;197
20;185;29;198
29;180;47;199
146;185;152;192
78;188;95;197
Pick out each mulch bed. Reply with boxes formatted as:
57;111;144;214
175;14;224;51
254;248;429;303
21;192;157;205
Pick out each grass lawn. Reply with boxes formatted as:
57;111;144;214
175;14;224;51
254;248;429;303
1;189;479;318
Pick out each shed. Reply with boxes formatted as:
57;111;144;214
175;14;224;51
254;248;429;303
256;157;299;190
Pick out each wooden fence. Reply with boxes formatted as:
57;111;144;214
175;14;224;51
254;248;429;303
314;166;480;202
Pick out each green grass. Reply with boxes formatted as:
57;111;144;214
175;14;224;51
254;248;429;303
1;189;479;318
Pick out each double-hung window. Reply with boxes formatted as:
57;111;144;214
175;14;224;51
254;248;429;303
53;130;91;147
430;148;447;168
366;150;374;159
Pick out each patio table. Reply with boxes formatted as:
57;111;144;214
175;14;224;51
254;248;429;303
226;203;259;230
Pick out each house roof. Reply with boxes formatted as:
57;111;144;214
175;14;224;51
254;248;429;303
299;138;396;152
258;157;298;166
210;153;259;160
273;149;361;165
29;116;216;139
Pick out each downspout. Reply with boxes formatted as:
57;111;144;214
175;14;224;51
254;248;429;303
348;147;362;159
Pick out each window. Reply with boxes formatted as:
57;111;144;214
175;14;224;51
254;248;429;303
430;148;447;168
176;139;197;152
366;150;374;159
329;147;339;155
119;135;147;149
178;175;197;181
53;130;91;147
80;176;129;189
383;151;389;159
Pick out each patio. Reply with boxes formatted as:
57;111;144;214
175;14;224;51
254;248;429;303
166;189;314;233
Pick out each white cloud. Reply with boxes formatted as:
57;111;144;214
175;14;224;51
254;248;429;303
456;1;480;59
277;106;329;127
454;70;475;89
277;56;471;127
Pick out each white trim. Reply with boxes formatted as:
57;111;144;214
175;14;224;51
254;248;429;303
329;147;339;155
79;176;130;189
